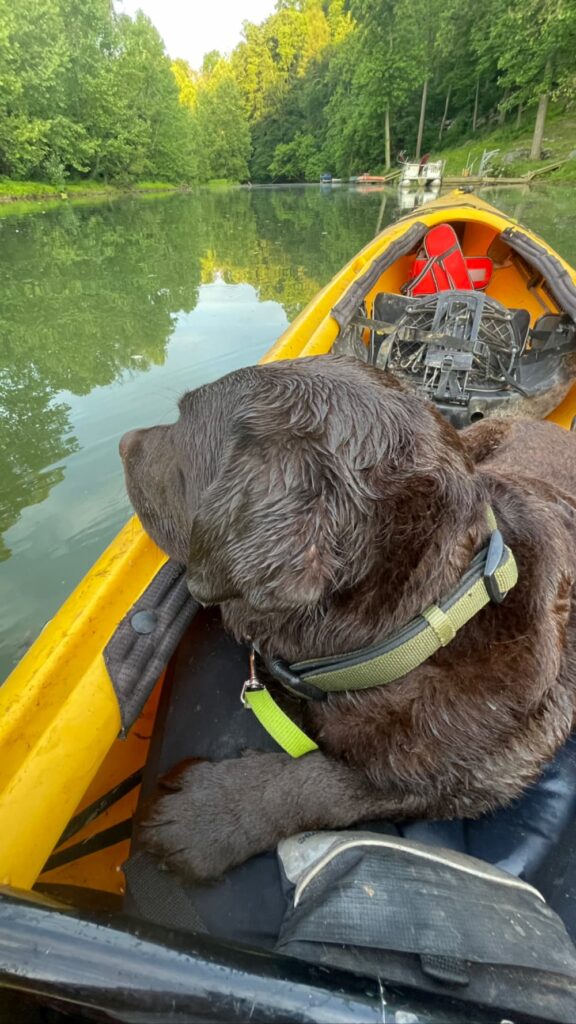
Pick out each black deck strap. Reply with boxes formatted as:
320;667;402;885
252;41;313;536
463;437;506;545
56;769;143;847
501;227;576;323
420;953;470;986
42;820;133;872
104;560;199;736
34;883;123;913
331;222;427;332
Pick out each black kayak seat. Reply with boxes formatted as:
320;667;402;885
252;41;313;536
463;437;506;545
125;607;576;946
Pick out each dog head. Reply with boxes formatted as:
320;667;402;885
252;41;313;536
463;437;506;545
120;356;477;615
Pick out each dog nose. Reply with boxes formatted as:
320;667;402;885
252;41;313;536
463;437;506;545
119;429;141;460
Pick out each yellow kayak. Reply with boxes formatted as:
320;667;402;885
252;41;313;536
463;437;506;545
2;186;576;912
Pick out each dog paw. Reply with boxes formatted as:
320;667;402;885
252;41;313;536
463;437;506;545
137;756;273;883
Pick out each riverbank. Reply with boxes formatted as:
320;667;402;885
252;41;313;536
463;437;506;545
0;180;185;204
431;108;576;183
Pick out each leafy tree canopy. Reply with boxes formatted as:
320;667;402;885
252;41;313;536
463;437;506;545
1;0;575;183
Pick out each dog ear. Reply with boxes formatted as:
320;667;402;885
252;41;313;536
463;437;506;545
186;426;366;613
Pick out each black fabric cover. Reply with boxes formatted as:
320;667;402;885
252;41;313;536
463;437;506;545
124;608;287;948
104;560;198;735
276;832;576;1022
123;851;208;934
330;222;427;331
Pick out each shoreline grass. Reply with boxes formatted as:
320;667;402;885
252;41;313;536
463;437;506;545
0;179;187;204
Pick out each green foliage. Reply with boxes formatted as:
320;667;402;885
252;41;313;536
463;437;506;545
270;134;323;181
217;0;576;180
0;0;198;184
1;0;575;184
172;58;251;182
490;0;576;110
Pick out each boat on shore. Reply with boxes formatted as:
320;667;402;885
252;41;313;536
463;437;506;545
353;172;390;184
3;190;576;1022
399;158;445;188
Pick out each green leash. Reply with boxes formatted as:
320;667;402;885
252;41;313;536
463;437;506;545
242;506;518;759
243;687;319;756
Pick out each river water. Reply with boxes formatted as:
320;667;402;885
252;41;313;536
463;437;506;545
1;184;575;680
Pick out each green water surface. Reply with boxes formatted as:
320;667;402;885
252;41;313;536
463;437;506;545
1;184;575;680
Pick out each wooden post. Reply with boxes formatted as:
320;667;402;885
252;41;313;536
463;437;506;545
498;89;509;126
375;190;388;235
472;77;480;132
530;58;552;161
530;91;550;160
384;103;391;170
438;84;451;141
416;76;428;160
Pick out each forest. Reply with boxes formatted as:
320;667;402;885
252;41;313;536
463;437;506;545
1;0;575;186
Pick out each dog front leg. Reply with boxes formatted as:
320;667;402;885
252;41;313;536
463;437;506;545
138;750;407;882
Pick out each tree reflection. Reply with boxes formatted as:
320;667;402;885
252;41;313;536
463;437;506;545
200;185;377;318
0;196;204;556
0;187;380;558
0;367;77;561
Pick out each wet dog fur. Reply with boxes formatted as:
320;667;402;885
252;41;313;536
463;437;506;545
120;355;576;882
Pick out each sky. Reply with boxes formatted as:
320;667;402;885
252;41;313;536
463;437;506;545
115;0;278;69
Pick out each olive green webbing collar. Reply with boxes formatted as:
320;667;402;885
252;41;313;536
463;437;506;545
243;506;518;757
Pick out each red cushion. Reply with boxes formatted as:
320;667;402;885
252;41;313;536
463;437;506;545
406;224;489;295
465;256;493;289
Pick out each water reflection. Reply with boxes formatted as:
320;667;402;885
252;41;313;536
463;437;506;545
396;184;441;212
0;198;205;561
0;188;384;557
1;184;576;677
0;186;387;676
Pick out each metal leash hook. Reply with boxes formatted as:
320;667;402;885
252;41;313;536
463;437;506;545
241;646;265;706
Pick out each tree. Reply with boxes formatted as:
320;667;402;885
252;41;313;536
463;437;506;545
492;0;576;159
270;133;323;180
0;0;91;179
174;58;251;181
0;0;198;183
347;0;420;169
230;0;342;180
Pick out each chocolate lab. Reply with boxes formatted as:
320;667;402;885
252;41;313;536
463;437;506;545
120;355;576;882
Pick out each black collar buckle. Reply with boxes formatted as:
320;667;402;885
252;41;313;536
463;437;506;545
483;528;508;604
264;656;327;701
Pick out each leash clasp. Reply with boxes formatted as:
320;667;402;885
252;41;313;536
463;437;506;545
241;647;265;706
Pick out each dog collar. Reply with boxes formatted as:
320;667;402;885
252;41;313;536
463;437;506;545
242;506;518;757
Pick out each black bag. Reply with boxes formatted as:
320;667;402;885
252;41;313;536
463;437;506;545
276;831;576;1023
